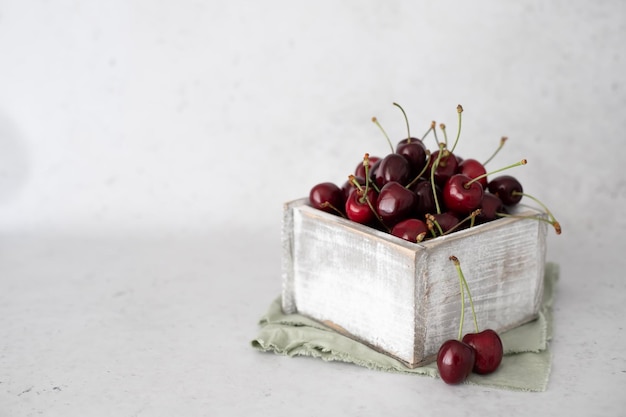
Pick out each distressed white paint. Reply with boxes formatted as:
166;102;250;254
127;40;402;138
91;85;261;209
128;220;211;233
282;198;547;367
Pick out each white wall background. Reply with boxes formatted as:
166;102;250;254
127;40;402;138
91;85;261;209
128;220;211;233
0;0;625;266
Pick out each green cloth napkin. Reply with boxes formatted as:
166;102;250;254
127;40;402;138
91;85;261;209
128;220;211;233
252;262;558;392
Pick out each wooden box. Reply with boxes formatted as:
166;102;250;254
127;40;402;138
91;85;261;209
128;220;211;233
281;198;548;368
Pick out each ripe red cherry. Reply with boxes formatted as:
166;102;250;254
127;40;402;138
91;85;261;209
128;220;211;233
396;138;427;177
345;188;377;224
374;153;411;187
437;339;476;384
309;182;345;215
428;149;459;187
443;174;484;215
410;179;442;218
391;218;428;242
462;329;503;375
429;212;459;234
458;158;488;188
487;175;523;206
476;193;506;223
376;181;418;227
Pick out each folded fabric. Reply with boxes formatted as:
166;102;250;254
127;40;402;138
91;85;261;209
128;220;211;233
252;262;558;392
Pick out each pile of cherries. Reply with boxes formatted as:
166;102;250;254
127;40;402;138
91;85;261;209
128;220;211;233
437;256;504;384
308;103;561;241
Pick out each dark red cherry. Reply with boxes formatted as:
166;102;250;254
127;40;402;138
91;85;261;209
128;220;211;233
436;339;476;384
443;174;484;215
396;138;427;177
355;156;381;179
458;158;487;188
374;153;411;187
430;212;459;234
476;193;506;223
462;329;503;375
410;179;443;218
376;182;418;227
391;218;428;243
428;150;459;187
309;182;345;215
487;175;523;206
345;188;378;225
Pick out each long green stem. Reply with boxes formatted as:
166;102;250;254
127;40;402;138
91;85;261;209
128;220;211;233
393;102;411;141
483;136;508;166
430;143;445;214
422;121;436;146
450;256;479;334
465;159;527;188
496;211;562;234
440;123;448;147
372;117;394;153
450;104;463;153
457;261;466;341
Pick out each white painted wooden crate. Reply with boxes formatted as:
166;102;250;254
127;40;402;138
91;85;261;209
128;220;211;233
281;198;547;368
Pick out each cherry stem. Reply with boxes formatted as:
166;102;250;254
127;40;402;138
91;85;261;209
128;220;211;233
449;104;463;154
457;261;466;340
349;174;364;193
510;192;562;234
496;212;561;234
432;123;440;147
439;123;448;147
483;136;508;166
362;152;380;193
465;159;527;188
421;121;435;143
450;256;479;335
430;143;446;214
425;214;444;237
362;153;372;196
320;202;346;218
371;117;394;153
393;102;411;142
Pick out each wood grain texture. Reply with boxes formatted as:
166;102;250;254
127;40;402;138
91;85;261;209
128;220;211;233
282;198;548;367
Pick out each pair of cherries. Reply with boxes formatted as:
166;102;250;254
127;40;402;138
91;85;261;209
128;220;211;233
437;256;504;384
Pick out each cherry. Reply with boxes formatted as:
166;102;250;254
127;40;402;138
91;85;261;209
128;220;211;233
391;218;428;243
396;139;427;177
462;329;503;375
410;179;442;218
309;182;345;216
426;212;459;236
442;174;484;216
475;193;506;224
487;175;523;205
437;340;476;385
392;103;428;176
345;187;378;225
376;181;418;227
374;153;411;187
458;158;488;188
428;148;459;187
